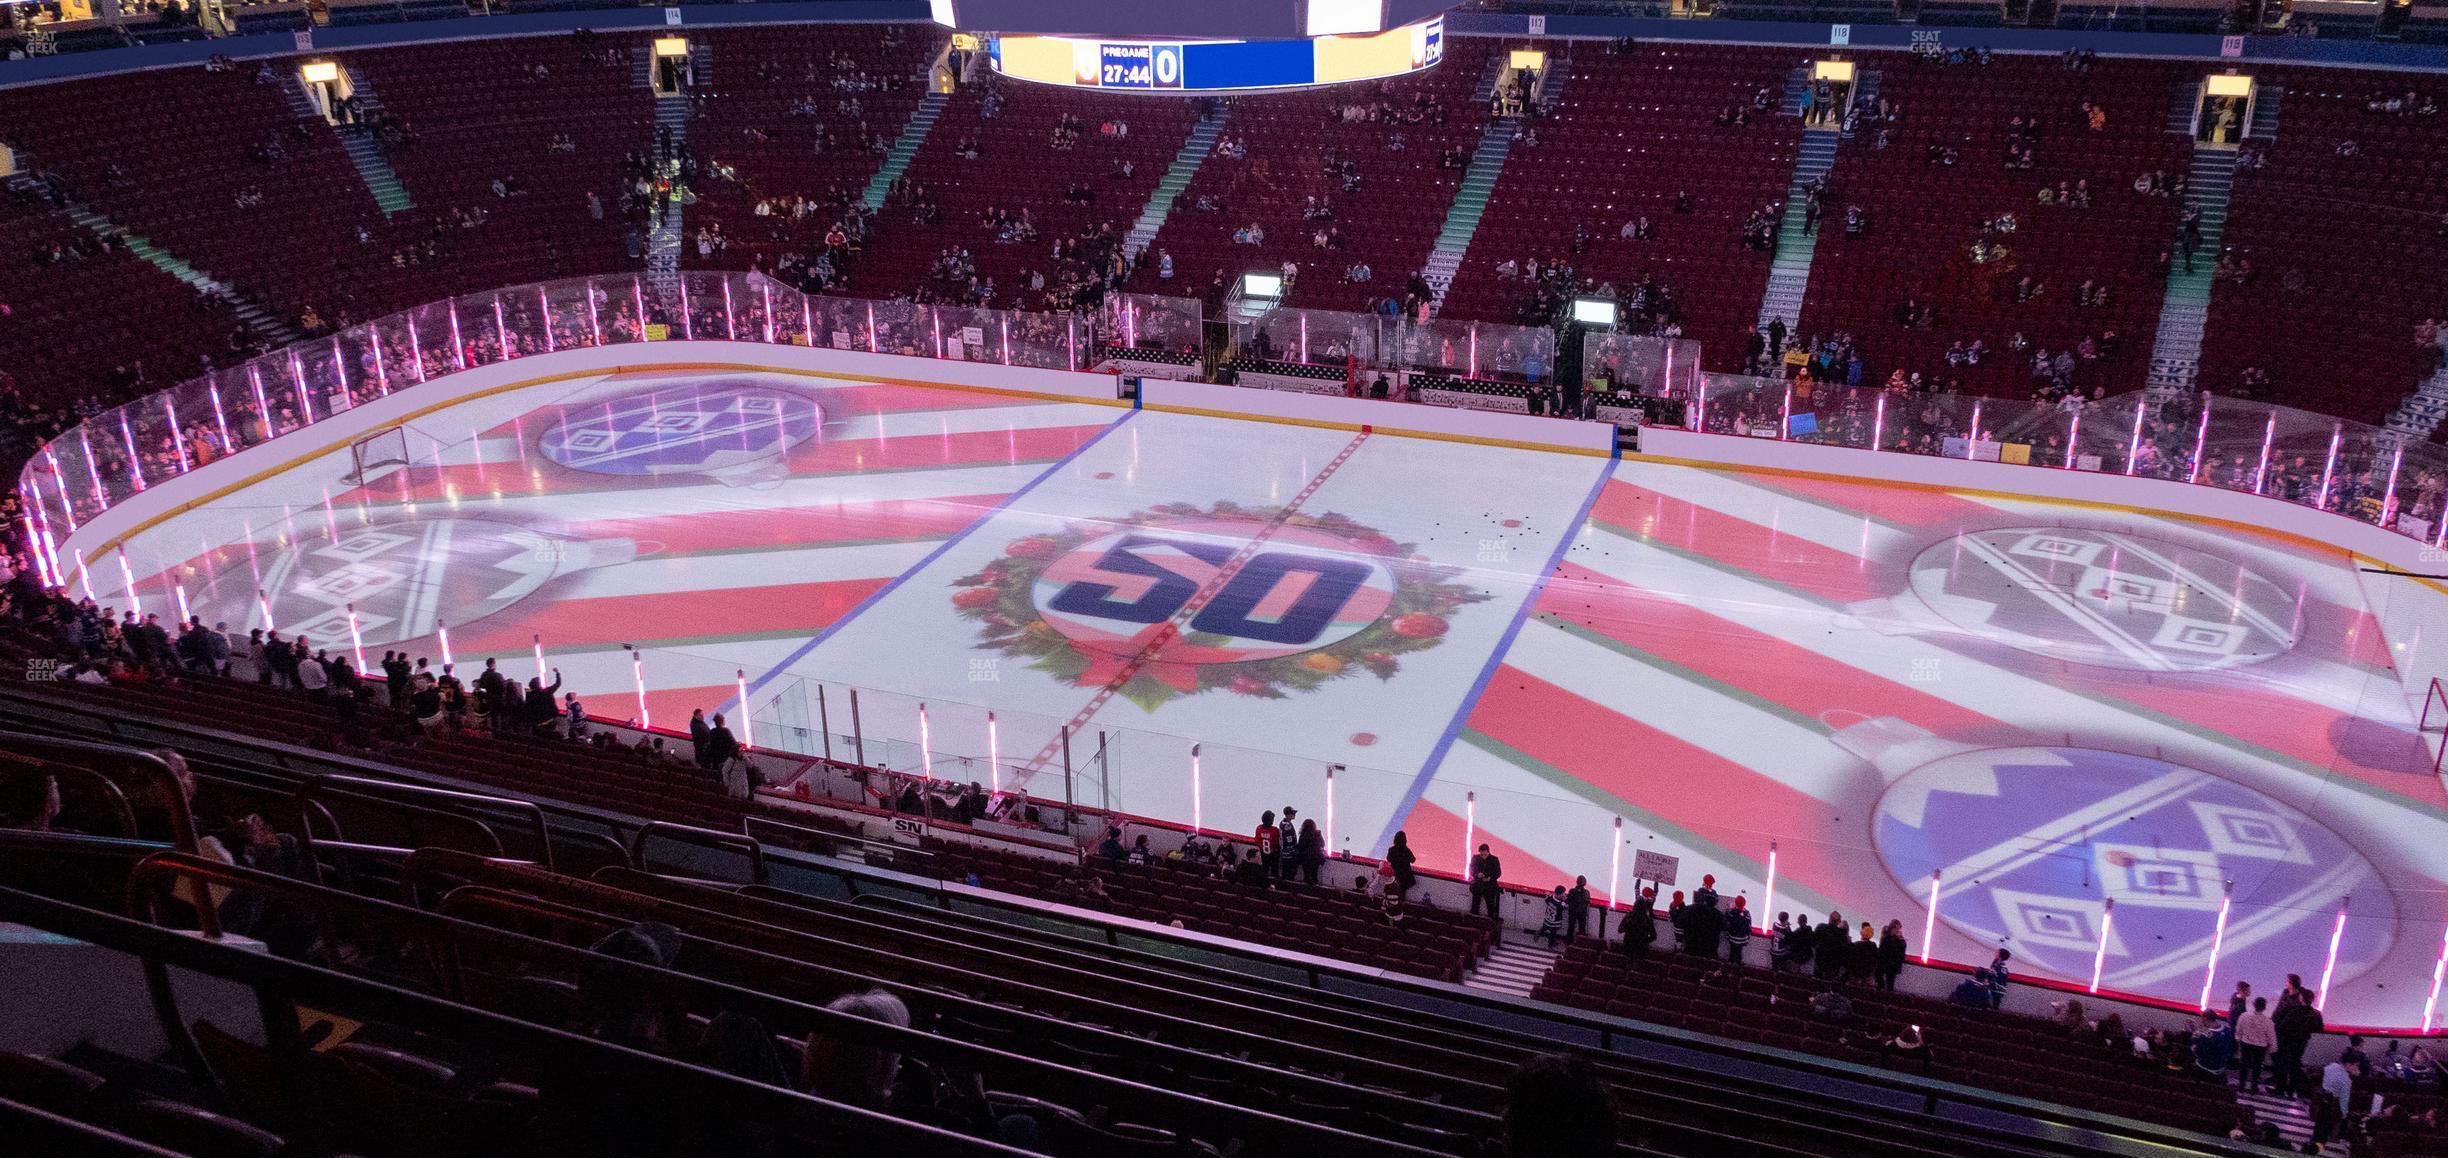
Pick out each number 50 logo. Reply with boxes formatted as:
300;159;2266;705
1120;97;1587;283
1035;523;1394;662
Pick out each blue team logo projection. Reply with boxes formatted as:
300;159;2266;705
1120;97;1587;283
1866;736;2394;996
1899;528;2298;672
540;380;822;485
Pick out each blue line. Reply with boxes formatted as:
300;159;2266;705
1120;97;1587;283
718;408;1142;718
1365;455;1617;858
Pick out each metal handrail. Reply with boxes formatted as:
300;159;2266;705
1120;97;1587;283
0;880;1034;1157
626;820;765;885
293;773;552;882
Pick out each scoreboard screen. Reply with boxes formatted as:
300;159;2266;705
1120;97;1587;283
993;18;1442;94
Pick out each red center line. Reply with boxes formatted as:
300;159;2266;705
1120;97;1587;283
1013;430;1374;784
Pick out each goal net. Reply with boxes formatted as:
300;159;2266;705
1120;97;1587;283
341;425;412;487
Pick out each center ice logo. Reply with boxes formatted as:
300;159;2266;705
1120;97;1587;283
538;379;822;486
951;501;1488;710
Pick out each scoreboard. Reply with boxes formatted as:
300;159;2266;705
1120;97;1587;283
992;18;1444;94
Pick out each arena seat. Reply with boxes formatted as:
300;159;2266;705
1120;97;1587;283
1438;41;1806;370
1793;54;2194;397
2193;72;2448;428
854;80;1199;310
1121;37;1498;313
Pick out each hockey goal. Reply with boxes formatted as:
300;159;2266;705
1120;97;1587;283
340;425;412;488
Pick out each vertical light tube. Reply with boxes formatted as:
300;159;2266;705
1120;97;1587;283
2316;896;2349;1012
1918;869;1942;964
2317;423;2343;508
721;277;737;339
2064;411;2080;468
1299;313;1309;363
1190;743;1203;833
78;429;107;508
986;712;1001;795
631;277;647;340
1469;323;1479;378
116;551;142;614
2424;923;2448;1032
173;582;191;625
2379;445;2399;526
2186;397;2212;483
247;367;272;442
1761;839;1779;934
629;645;649;729
736;670;754;750
588;285;604;345
761;283;775;344
1124;299;1137;348
1324;763;1338;856
539;288;557;351
166;398;190;472
1001;316;1012;365
448;301;468;370
1067;316;1078;371
289;352;313;421
866;302;878;353
802;295;815;347
918;702;934;780
329;340;352;411
492;295;509;360
1463;790;1476;870
209;383;234;451
407;318;428;382
1779;386;1793;441
118;412;147;491
1692;378;1708;432
2124;398;2146;475
255;587;274;632
1607;817;1623;910
2196;880;2234;1012
73;550;95;601
679;279;695;340
436;619;454;669
369;330;392;396
346;603;366;670
2252;411;2276;494
2089;898;2115;994
1870;392;1886;452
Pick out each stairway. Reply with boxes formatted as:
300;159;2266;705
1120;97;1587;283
1421;119;1516;311
60;197;301;346
860;90;948;214
1422;53;1542;312
2232;1085;2313;1148
646;95;691;291
283;75;412;215
1123;108;1228;266
1841;70;1881;138
1464;938;1559;999
2167;80;2200;135
1779;65;1810;116
2249;85;2284;139
1755;129;1840;333
2384;363;2448;438
2143;148;2238;391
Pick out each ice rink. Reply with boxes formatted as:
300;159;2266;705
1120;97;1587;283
79;364;2448;1026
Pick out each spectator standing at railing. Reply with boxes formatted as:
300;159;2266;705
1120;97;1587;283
381;651;410;709
1985;948;2012;1009
1564;875;1591;943
1877;919;1908;990
1622;888;1657;956
522;671;562;736
1813;912;1849;980
1386;829;1417;896
1469;843;1504;917
1296;818;1325;885
1278;807;1301;880
1724;898;1753;964
1255;809;1281;877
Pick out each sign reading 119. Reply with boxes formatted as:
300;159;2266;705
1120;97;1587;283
1098;42;1183;89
